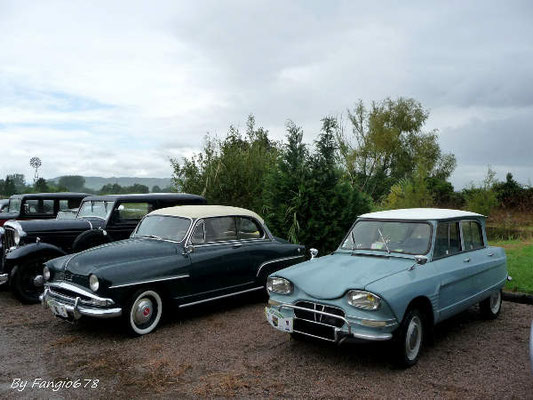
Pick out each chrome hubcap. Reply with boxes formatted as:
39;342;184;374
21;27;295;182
133;298;153;325
405;315;422;361
490;291;501;314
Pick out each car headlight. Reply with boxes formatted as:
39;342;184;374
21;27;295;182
13;229;20;245
266;277;293;295
89;274;99;292
346;290;381;310
43;266;51;281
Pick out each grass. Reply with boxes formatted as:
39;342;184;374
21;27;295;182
490;238;533;294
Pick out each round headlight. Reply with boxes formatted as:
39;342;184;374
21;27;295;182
13;229;20;245
43;266;51;281
266;277;293;295
346;290;381;310
89;274;99;292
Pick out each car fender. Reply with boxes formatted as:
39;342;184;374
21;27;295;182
5;242;67;269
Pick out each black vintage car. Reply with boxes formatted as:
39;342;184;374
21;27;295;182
41;205;306;335
1;193;206;303
0;193;89;227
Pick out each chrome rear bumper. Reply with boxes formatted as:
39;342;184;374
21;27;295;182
41;283;122;320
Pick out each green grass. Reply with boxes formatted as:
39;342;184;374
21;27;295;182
490;239;533;294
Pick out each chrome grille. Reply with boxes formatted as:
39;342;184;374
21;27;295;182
3;227;15;252
294;301;345;328
48;287;92;304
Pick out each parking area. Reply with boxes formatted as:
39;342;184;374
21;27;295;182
0;290;532;399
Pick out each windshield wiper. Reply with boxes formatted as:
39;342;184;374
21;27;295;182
351;230;357;254
378;228;391;254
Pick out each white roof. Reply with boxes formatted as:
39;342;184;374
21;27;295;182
148;205;264;223
358;208;485;221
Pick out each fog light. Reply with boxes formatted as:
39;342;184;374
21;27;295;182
360;319;387;328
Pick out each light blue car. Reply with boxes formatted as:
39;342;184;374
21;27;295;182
265;208;508;367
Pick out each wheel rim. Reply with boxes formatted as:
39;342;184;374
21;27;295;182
129;290;162;335
405;315;422;361
20;259;45;299
489;291;501;314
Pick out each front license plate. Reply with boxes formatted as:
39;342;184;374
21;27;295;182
265;307;293;332
48;300;69;318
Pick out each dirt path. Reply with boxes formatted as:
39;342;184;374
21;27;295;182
0;290;532;399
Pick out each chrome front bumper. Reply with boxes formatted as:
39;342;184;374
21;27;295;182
267;302;396;342
0;273;7;286
41;282;122;320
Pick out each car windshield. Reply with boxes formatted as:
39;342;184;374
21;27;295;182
341;220;432;255
134;215;191;242
8;198;21;213
56;210;78;220
77;201;114;219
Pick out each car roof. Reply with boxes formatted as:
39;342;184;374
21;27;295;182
10;193;89;200
82;193;206;203
149;205;264;223
358;208;485;221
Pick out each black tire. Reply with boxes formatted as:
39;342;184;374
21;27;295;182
479;290;502;320
72;230;111;253
11;258;46;304
124;288;163;336
394;308;424;368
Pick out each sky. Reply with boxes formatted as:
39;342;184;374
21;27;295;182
0;0;532;188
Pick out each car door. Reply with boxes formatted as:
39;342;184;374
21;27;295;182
106;202;153;241
432;220;475;320
185;217;252;299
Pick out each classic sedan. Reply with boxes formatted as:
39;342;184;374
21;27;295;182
42;205;305;335
265;208;508;367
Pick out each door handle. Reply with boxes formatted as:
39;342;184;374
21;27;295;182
463;257;471;263
488;252;494;257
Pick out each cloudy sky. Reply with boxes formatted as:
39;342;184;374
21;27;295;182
1;0;532;188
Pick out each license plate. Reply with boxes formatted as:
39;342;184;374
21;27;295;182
48;300;69;318
265;307;293;332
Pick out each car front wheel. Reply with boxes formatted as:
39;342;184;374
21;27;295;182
125;289;163;336
479;290;502;319
394;308;424;368
11;258;46;304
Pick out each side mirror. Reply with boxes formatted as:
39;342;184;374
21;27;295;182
414;255;428;265
310;248;318;260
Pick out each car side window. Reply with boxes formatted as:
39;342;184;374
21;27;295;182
237;217;264;240
434;222;462;259
204;217;237;243
191;220;206;245
461;220;484;250
60;198;83;210
24;199;54;215
116;202;153;223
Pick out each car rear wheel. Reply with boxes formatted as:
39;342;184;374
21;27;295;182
11;258;46;304
394;308;424;368
125;289;163;336
479;290;502;319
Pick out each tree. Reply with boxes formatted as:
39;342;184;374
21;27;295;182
34;178;49;193
337;97;456;200
463;167;498;216
383;164;434;209
151;185;162;193
58;175;86;192
3;176;17;196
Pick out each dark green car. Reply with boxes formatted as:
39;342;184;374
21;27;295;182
41;205;305;335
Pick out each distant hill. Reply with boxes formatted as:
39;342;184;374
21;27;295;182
50;176;173;191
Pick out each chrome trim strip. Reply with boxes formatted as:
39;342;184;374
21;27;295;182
46;281;109;301
293;329;337;342
0;273;8;286
178;286;263;308
109;274;190;289
256;255;305;277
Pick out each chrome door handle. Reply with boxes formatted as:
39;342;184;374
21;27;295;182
463;258;471;263
488;252;494;257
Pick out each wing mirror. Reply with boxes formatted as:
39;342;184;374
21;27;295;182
310;248;318;260
415;255;428;265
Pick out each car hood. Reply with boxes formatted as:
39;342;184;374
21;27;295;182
276;252;413;299
62;238;179;276
16;218;103;234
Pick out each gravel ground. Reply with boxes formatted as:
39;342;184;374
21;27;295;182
0;289;532;399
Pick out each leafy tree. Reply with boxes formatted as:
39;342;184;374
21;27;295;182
3;176;17;196
463;167;498;216
151;185;162;193
129;183;149;194
34;178;49;193
493;172;523;208
172;115;279;213
337;97;456;200
383;164;434;209
58;175;86;192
